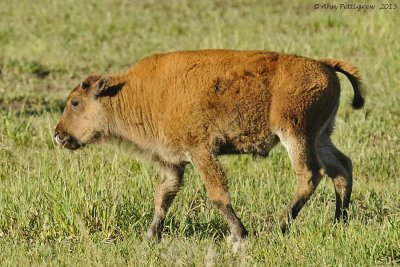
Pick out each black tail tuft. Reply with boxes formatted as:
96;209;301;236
351;85;365;109
351;94;364;109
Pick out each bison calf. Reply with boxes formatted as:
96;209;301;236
54;50;364;241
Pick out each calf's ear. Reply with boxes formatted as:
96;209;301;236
93;77;124;98
93;77;109;97
81;75;102;90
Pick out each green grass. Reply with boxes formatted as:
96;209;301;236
1;0;399;265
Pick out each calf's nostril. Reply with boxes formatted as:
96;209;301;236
55;134;62;144
54;132;68;145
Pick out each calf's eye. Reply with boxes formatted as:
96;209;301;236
71;99;80;107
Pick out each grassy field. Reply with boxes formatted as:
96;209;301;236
0;0;399;265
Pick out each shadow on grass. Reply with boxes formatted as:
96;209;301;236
163;216;228;241
114;197;228;241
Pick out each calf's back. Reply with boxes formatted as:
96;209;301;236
110;50;339;162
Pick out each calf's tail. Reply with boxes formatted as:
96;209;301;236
319;59;365;109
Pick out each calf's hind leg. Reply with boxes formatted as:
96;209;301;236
279;134;325;233
147;164;185;240
318;136;353;222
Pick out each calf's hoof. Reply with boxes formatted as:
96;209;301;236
280;220;291;234
146;228;161;242
227;232;247;253
226;226;248;253
146;224;163;242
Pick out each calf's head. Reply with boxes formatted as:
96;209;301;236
54;75;114;150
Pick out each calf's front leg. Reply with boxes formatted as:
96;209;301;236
147;164;185;240
191;151;248;242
